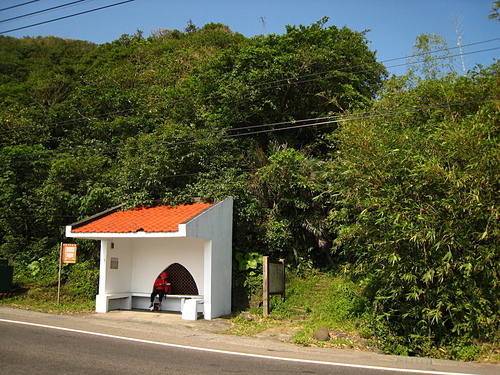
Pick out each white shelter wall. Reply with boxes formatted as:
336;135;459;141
185;197;233;319
130;237;205;294
104;239;133;294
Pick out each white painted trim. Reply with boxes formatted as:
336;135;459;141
65;228;187;239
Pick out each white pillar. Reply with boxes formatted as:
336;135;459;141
95;240;110;313
203;240;212;320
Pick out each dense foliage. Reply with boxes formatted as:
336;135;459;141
329;67;500;356
0;19;384;266
0;16;498;360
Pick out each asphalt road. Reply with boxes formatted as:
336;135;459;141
2;322;358;375
0;307;498;375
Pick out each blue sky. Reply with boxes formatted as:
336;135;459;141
1;0;498;75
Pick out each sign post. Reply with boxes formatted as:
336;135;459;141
263;256;285;317
57;243;77;305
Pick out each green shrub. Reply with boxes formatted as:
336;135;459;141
316;280;369;321
65;260;99;299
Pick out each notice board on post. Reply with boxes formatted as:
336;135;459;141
263;256;285;317
58;243;78;305
61;243;77;264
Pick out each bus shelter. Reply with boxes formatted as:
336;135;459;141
65;197;233;320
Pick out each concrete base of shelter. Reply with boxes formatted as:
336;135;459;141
95;293;204;320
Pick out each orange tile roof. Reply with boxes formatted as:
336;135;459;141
71;203;213;233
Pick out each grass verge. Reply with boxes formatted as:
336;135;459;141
1;284;95;314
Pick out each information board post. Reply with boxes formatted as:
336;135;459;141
57;243;77;305
263;256;285;317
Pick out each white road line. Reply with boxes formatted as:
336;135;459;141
0;318;479;375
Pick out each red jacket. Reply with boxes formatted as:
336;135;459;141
153;276;171;294
153;277;166;290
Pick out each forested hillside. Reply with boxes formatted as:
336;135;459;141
0;18;498;359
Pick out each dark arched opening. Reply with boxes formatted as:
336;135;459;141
160;263;199;295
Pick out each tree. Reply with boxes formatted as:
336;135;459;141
0;145;50;262
250;145;333;267
329;63;500;356
192;18;386;154
407;33;455;81
489;1;500;20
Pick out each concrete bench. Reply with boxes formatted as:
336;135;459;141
181;298;204;320
96;293;133;312
132;292;203;318
131;292;203;300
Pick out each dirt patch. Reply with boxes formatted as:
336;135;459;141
255;326;302;341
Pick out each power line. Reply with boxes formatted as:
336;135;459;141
0;38;500;145
0;22;497;138
2;97;497;167
0;1;40;12
0;0;88;24
2;96;498;195
241;40;500;92
0;0;135;34
0;38;496;138
0;96;496;202
197;41;500;105
251;38;500;88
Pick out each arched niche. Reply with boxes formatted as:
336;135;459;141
158;262;199;295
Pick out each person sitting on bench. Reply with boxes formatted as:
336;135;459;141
149;272;171;310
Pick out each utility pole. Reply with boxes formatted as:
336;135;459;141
453;14;467;75
259;16;267;35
